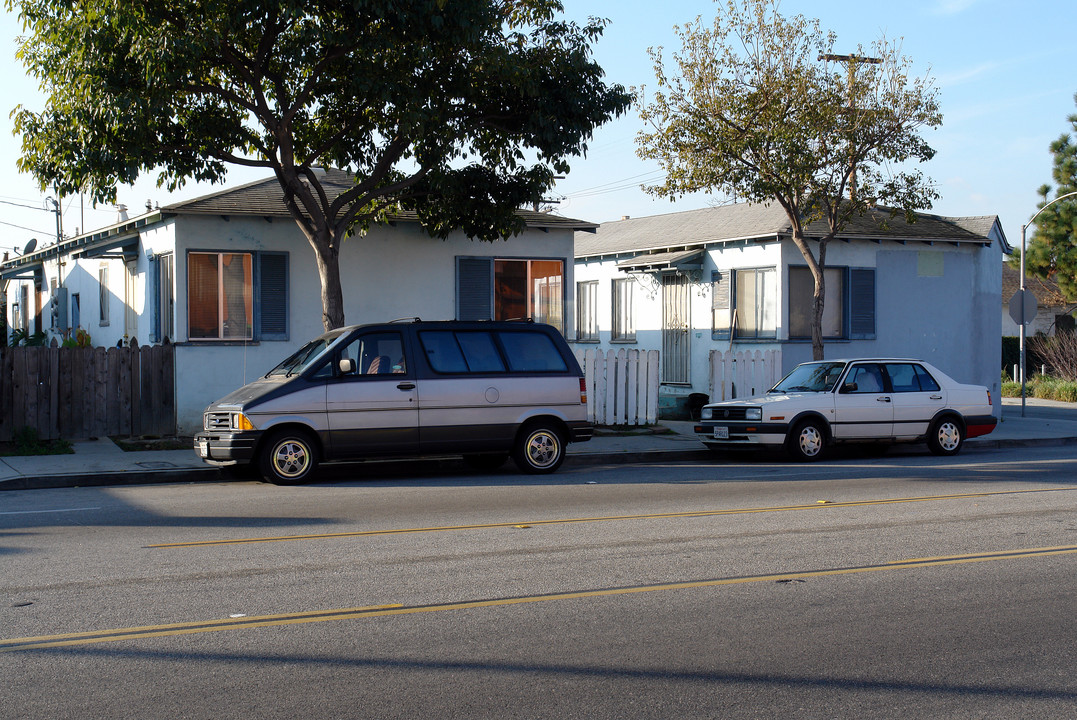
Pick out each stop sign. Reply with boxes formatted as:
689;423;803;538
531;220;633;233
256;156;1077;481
1008;289;1038;325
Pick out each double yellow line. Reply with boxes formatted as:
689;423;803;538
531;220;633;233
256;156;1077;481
5;544;1077;653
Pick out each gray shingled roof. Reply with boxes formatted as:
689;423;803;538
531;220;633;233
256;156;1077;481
163;169;597;231
1002;263;1071;307
575;202;1004;259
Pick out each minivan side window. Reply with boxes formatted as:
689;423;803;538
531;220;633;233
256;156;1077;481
498;331;568;373
420;331;508;374
336;332;407;376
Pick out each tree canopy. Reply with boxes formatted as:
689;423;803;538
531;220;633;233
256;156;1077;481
636;0;941;359
1021;93;1077;302
9;0;631;330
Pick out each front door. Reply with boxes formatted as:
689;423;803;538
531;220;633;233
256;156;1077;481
832;362;894;439
662;274;690;384
325;330;419;458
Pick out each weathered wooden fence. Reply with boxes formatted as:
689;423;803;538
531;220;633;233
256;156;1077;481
0;343;176;441
576;348;660;426
708;349;783;402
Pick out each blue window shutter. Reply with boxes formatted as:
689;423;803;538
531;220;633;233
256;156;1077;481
457;257;493;320
849;268;876;339
711;270;731;340
257;252;289;340
148;256;159;343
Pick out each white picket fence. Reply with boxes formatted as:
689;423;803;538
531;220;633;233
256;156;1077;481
575;348;660;426
708;349;783;402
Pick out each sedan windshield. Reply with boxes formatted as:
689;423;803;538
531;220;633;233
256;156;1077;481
265;330;347;377
770;361;847;393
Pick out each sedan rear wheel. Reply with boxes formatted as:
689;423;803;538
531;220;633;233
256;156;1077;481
928;416;964;456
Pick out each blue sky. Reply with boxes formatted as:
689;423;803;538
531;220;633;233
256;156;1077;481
2;0;1073;257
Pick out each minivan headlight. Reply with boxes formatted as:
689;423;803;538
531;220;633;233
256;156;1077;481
745;408;762;421
701;407;713;420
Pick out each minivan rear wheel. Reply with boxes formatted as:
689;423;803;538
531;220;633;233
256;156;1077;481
512;423;565;474
260;428;319;485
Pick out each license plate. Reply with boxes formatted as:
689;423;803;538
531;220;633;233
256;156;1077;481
713;426;729;440
198;441;208;458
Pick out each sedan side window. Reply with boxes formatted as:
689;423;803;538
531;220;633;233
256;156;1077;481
846;364;885;393
914;365;941;392
884;363;921;392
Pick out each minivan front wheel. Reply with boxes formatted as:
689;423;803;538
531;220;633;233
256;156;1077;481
260;429;319;485
513;423;565;474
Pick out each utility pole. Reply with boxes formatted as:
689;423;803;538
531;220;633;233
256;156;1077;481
820;53;882;201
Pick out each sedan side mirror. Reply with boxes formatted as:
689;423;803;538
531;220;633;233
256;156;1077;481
338;357;357;375
841;381;858;393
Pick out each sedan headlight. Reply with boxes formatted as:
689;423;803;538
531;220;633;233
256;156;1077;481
701;407;713;420
745;408;762;421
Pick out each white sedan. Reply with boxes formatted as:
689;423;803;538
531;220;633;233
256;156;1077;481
694;358;997;460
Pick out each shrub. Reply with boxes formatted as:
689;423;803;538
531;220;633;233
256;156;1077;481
1028;332;1077;381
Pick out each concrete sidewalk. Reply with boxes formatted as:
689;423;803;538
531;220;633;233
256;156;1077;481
2;397;1075;491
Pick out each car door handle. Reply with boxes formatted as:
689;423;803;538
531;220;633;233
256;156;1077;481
397;382;416;391
877;396;891;402
930;394;942;400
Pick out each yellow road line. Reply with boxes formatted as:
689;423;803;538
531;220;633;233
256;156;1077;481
5;545;1077;653
147;486;1077;548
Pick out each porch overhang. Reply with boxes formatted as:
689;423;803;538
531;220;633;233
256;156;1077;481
74;234;140;261
0;261;44;286
616;249;704;273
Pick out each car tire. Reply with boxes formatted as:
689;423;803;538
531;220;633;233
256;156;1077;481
786;418;826;462
927;415;965;456
463;453;508;472
512;423;565;475
259;428;319;485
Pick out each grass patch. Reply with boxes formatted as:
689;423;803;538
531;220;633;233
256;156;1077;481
0;427;74;457
1000;376;1077;402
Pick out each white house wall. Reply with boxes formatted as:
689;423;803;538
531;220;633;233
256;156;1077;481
170;215;577;434
574;236;1003;413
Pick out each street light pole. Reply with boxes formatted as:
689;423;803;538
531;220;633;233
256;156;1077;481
820;53;882;201
1018;189;1077;417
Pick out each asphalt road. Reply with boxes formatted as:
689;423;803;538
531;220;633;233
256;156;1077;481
3;445;1077;719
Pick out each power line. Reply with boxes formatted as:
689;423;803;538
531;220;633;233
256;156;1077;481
0;218;51;234
0;198;49;212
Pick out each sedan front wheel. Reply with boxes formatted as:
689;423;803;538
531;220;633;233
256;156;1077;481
787;419;826;462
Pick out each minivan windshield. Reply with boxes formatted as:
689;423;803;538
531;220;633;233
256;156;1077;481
769;361;847;393
265;330;347;377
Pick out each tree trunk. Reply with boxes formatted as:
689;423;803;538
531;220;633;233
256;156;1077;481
311;233;345;332
788;228;827;361
810;269;825;361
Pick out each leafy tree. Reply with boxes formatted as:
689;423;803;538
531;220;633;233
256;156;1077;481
1021;93;1077;301
8;0;631;331
636;0;941;359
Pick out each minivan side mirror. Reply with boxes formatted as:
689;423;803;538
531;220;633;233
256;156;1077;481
338;357;357;375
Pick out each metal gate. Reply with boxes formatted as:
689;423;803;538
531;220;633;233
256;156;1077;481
661;274;690;384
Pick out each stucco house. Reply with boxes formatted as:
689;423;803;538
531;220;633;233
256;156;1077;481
572;203;1009;418
1;170;592;434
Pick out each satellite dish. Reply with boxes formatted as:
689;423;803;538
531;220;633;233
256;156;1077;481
22;238;37;255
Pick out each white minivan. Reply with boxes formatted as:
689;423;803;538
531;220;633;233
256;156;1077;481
195;319;592;483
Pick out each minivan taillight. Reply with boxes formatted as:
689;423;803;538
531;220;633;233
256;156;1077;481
987;389;992;406
579;377;588;404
